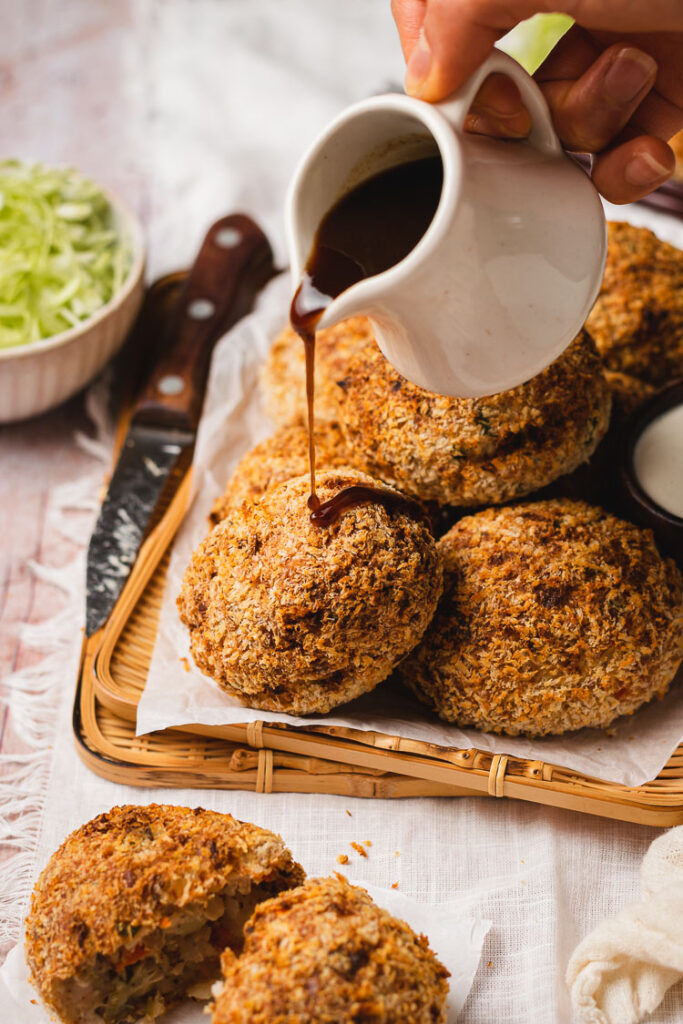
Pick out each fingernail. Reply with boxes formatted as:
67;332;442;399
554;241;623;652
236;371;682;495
405;31;432;95
624;150;671;186
603;48;657;104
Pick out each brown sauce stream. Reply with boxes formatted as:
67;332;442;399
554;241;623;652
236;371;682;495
289;155;443;526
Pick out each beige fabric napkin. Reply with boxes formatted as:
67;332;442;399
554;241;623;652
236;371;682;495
567;827;683;1023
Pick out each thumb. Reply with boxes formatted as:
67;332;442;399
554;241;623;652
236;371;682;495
404;0;503;100
391;0;428;62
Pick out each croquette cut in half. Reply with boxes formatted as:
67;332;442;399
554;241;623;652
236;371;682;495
586;221;683;385
208;422;351;527
179;470;443;714
25;804;305;1024
211;875;450;1024
260;316;374;426
399;500;683;737
336;329;611;507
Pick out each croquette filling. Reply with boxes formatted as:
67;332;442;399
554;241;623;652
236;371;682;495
53;884;270;1024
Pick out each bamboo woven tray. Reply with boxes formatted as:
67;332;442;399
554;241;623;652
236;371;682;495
80;464;683;825
76;262;683;824
74;649;463;797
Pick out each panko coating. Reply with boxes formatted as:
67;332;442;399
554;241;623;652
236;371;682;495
211;875;450;1024
209;422;351;526
399;500;683;737
586;221;683;385
534;370;655;509
603;370;655;421
260;316;374;426
25;804;304;1024
179;471;442;714
337;329;611;507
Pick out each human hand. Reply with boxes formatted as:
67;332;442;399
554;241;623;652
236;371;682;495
391;1;683;203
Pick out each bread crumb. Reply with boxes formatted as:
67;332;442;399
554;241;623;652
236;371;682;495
391;881;399;889
363;839;372;847
395;851;400;857
487;961;492;969
336;854;349;865
350;841;367;858
345;809;352;817
179;656;190;672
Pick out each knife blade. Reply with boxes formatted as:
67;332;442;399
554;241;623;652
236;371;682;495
85;214;275;636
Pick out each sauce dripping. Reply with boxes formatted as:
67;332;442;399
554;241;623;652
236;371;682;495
309;484;429;528
289;155;443;524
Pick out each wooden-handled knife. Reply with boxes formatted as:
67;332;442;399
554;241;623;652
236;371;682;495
85;214;275;636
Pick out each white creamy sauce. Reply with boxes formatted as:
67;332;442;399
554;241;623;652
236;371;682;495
633;403;683;519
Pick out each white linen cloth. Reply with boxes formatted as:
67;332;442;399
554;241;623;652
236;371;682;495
2;3;683;1022
568;827;683;1023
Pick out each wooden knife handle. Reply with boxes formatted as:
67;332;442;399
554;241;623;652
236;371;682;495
133;214;275;432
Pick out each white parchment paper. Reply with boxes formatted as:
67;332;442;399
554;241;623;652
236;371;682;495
138;266;683;789
0;885;490;1024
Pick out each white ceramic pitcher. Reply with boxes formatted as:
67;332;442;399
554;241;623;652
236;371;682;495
286;49;606;398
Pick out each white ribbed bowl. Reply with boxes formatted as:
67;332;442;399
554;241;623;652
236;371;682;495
0;190;145;423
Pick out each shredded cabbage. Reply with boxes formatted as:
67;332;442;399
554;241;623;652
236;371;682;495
0;159;133;349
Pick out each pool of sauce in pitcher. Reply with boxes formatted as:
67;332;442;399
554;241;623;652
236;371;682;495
290;154;443;526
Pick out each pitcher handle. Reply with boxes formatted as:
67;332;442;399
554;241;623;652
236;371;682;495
436;48;561;156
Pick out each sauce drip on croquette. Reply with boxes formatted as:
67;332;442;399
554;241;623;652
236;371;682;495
308;483;429;527
290;156;443;524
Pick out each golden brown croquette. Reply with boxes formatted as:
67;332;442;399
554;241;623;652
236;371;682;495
399;500;683;737
25;805;304;1024
603;370;656;421
208;422;351;526
533;370;655;508
179;471;442;714
336;330;611;507
586;221;683;385
260;316;374;426
211;875;450;1024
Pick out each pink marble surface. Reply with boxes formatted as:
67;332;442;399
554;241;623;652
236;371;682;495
0;7;152;921
0;1;144;758
0;399;90;744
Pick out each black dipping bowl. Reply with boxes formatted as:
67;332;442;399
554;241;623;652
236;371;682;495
621;378;683;568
